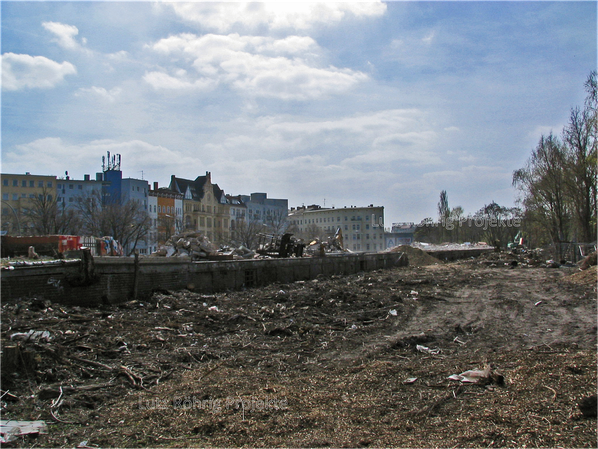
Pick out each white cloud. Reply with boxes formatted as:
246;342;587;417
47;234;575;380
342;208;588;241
199;109;442;169
75;86;122;102
146;33;367;99
1;53;76;91
165;1;386;32
42;21;83;50
143;71;217;91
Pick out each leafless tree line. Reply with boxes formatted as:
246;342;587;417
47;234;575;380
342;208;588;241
513;71;597;250
21;189;150;255
415;191;521;248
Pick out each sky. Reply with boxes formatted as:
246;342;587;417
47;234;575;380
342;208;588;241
1;1;596;225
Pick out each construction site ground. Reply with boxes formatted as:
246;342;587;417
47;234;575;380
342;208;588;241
1;250;596;448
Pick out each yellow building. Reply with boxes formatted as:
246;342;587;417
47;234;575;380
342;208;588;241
169;172;230;243
1;173;57;235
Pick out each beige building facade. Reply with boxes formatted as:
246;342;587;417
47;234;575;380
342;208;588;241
169;172;231;243
1;173;57;235
288;205;385;252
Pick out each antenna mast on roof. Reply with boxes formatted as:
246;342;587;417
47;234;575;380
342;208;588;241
102;151;122;171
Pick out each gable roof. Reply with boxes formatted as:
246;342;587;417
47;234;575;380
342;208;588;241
169;173;226;203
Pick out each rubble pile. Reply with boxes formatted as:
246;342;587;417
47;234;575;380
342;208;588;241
152;232;218;260
304;229;349;256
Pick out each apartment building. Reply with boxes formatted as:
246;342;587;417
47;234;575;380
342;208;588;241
148;182;184;251
1;172;57;235
288;204;385;252
56;173;106;211
169;172;230;243
240;192;288;234
225;194;247;233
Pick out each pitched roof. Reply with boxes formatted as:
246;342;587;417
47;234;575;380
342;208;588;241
170;174;226;203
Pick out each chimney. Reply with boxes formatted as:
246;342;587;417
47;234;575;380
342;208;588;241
84;174;90;181
96;173;103;181
206;171;211;183
153;182;158;190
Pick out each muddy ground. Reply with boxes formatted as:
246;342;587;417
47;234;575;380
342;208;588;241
1;252;596;448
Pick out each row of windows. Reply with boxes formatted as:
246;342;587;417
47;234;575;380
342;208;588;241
3;179;53;188
3;193;52;201
58;183;83;191
295;215;382;225
152;205;180;215
349;244;381;251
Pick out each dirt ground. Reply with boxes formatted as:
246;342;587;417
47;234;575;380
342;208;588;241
1;252;596;448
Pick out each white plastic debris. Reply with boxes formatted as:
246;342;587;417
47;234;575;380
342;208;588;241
389;309;398;316
416;344;440;355
10;330;51;343
448;365;492;383
0;420;48;444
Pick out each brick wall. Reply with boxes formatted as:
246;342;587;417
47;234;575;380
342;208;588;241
1;253;407;306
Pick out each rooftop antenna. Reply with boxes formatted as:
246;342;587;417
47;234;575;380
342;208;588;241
139;170;144;180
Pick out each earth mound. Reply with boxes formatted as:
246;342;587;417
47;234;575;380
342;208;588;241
387;244;441;266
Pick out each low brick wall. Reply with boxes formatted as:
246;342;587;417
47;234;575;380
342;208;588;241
1;252;407;306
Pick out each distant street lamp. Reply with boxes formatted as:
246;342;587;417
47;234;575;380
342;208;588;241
1;200;21;234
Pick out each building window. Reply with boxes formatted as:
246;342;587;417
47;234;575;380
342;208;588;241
78;185;83;190
21;180;27;187
2;194;8;201
29;181;34;187
12;194;18;201
38;181;43;187
2;179;7;186
13;180;18;187
69;184;74;189
47;182;52;188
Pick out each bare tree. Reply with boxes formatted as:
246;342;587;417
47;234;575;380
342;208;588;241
157;214;181;244
437;190;450;242
22;186;81;235
265;210;288;235
450;206;464;242
563;103;598;242
513;133;570;256
75;190;150;255
231;218;264;249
